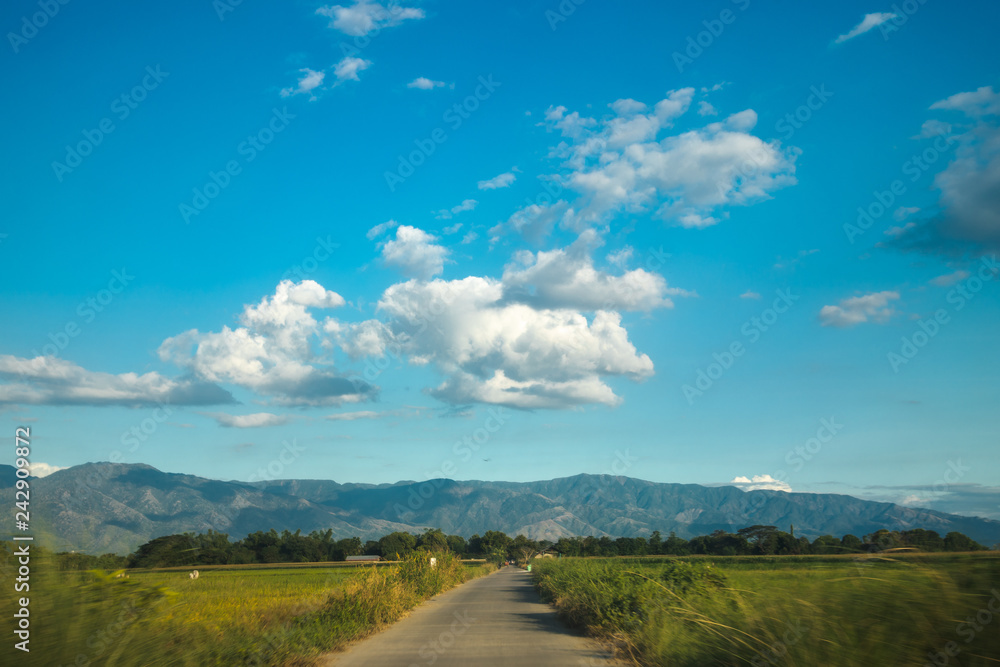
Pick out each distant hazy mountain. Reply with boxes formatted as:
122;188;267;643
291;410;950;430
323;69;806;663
7;463;999;554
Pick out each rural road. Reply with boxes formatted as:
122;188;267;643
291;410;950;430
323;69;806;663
324;566;617;666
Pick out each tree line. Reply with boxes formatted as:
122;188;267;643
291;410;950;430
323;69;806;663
43;525;989;570
549;526;987;557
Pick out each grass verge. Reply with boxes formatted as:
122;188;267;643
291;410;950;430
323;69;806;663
1;549;493;665
532;553;1000;666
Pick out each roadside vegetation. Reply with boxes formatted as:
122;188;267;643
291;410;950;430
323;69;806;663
1;524;992;664
0;546;492;666
533;552;1000;666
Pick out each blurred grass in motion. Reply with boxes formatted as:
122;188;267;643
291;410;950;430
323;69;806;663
0;545;493;665
532;552;1000;666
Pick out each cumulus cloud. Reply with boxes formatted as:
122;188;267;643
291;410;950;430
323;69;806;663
930;86;1000;117
728;474;792;492
158;280;373;406
916;120;952;139
0;355;235;407
834;13;897;43
819;291;900;327
478;171;517;190
894;206;920;222
316;1;424;36
697;101;718;116
434;199;478;220
889;86;1000;254
379;225;450;280
461;231;479;244
333;56;372;83
204;412;289;428
501;230;692;311
29;462;66;478
337;276;656;409
740;290;761;300
538;90;797;232
407;77;447;90
280;68;325;100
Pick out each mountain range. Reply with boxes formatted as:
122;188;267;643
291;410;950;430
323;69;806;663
5;462;999;555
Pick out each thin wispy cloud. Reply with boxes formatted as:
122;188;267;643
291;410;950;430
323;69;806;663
819;291;900;327
478;171;517;190
407;77;448;90
203;412;290;428
835;13;897;43
280;68;325;100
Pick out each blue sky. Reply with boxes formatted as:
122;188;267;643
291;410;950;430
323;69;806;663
2;0;998;520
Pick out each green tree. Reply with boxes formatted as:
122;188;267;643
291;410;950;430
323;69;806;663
446;534;467;554
648;530;663;554
378;531;417;559
417;528;449;552
943;531;986;552
841;534;863;552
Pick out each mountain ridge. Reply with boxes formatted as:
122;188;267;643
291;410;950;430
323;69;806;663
7;462;998;555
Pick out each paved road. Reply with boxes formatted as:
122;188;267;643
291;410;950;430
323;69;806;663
323;566;616;666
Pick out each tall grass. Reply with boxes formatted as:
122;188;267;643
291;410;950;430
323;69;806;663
532;553;1000;666
0;549;493;666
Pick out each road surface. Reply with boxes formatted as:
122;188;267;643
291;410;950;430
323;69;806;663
323;565;616;666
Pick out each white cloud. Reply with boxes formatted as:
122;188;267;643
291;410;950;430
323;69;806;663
501;230;691;311
158;280;371;407
834;13;897;43
930;85;1000;117
280;68;325;100
606;246;634;268
326;410;380;421
819;291;900;327
697;101;718;116
478;171;517;190
316;1;424;36
407;77;447;90
206;412;289;428
884;222;916;238
728;474;792;492
461;231;479;244
543;105;597;139
442;222;463;235
366;219;398;240
740;290;761;300
339;276;656;409
29;462;66;478
537;90;797;233
434;199;478;220
894;206;920;222
333;56;372;83
491;200;577;246
0;355;234;407
380;225;449;280
610;99;647;115
916;120;952;139
929;269;970;287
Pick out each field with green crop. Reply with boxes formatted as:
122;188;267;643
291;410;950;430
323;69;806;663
2;552;493;666
532;552;1000;666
